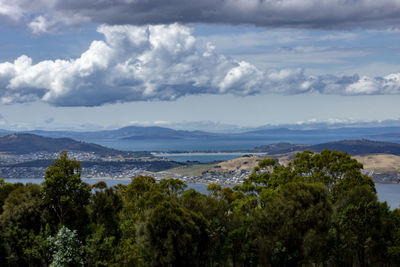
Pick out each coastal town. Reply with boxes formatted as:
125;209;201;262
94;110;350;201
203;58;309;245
0;150;250;184
1;151;399;185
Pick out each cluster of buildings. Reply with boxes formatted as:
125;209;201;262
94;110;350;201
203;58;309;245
0;151;102;164
155;168;251;185
83;166;145;179
0;151;156;179
362;170;400;184
0;165;150;179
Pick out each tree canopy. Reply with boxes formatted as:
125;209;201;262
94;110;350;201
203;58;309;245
0;149;399;266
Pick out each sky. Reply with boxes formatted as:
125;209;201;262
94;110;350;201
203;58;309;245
0;0;400;131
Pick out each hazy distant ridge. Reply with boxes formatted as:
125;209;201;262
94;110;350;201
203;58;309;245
2;133;400;157
1;125;400;143
23;126;221;140
255;139;400;156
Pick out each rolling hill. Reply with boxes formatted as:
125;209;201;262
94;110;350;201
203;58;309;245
0;133;126;155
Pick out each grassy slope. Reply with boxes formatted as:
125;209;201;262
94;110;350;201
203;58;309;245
162;153;400;178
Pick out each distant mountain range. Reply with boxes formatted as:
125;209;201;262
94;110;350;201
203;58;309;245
2;133;400;157
244;126;400;138
1;125;400;142
0;134;125;155
0;126;221;141
255;139;400;156
0;124;399;154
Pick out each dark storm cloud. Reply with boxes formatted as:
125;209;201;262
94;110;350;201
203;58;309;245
2;0;400;33
56;0;400;29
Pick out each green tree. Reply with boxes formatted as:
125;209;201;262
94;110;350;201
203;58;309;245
88;187;122;238
255;182;332;266
331;169;375;202
42;152;91;227
182;187;246;266
0;183;44;232
330;186;392;266
91;180;107;190
290;149;363;185
137;201;208;267
0;178;24;214
85;224;116;267
0;184;51;266
159;178;187;197
1;222;51;267
388;209;400;264
116;176;167;266
246;149;364;189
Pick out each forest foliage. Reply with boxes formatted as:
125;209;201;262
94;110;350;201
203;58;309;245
1;150;400;267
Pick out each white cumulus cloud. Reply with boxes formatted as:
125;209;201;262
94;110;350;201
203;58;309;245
0;24;400;107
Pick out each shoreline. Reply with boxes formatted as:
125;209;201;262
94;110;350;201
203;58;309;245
152;152;267;156
1;177;397;185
